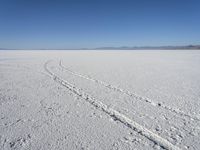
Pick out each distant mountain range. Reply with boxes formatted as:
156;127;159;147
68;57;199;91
94;45;200;50
1;45;200;50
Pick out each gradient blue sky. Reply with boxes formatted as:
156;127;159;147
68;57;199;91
0;0;200;49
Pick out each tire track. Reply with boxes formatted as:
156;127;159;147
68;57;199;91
45;60;181;150
59;60;200;122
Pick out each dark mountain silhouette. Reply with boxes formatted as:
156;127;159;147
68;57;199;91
95;45;200;50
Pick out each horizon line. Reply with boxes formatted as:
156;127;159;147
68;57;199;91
1;44;200;50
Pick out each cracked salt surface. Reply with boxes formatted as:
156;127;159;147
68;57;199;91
0;50;200;150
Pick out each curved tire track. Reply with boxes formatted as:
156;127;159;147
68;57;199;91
59;60;200;122
45;60;181;150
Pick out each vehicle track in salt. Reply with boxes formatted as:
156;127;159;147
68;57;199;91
44;60;181;150
59;60;200;122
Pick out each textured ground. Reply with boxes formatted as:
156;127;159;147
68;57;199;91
0;50;200;150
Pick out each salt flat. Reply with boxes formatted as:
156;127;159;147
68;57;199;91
0;50;200;150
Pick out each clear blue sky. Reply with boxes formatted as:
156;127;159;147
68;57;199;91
0;0;200;49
